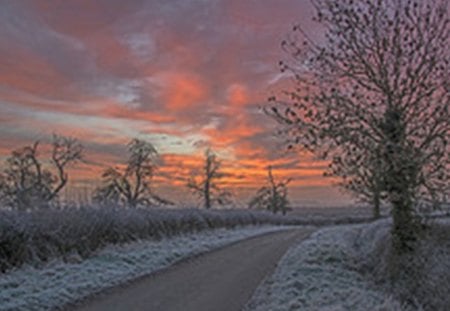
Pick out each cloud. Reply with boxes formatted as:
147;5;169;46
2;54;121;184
227;83;250;107
0;0;351;205
156;72;209;111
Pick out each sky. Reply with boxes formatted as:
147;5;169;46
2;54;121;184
0;0;351;207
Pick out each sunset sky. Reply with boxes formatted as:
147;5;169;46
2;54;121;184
0;0;351;206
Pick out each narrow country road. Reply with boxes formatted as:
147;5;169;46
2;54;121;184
70;228;312;311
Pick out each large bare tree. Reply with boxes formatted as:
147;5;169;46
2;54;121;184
0;135;83;210
268;0;449;251
93;139;171;207
187;149;231;209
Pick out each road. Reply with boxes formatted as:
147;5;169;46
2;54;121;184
70;228;312;311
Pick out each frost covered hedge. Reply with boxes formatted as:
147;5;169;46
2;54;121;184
0;207;299;272
0;205;374;273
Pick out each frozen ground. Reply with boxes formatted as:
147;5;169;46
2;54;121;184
245;220;406;311
0;225;290;311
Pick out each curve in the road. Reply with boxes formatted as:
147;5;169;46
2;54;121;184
69;228;313;311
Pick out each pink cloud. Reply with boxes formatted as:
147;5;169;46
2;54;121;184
0;0;350;205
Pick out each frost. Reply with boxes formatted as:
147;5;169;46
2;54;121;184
246;220;405;311
0;225;287;311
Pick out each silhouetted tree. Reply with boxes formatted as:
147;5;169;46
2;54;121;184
248;166;292;215
268;0;449;252
187;149;231;209
93;139;171;207
0;135;83;210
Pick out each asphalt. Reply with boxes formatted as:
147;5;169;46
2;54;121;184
69;228;313;311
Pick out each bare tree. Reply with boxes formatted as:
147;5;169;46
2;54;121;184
268;0;449;251
187;149;231;209
93;139;171;207
0;135;83;210
248;166;292;215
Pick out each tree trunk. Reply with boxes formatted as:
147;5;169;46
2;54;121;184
204;180;211;209
382;108;420;253
389;153;422;252
391;194;416;252
373;191;381;219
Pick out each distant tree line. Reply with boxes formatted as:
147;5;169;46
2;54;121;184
0;136;292;213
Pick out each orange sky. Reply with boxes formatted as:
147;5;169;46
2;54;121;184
0;0;352;206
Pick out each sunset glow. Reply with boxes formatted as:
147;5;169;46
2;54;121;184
0;0;351;206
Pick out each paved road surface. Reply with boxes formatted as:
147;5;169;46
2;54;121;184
71;228;312;311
